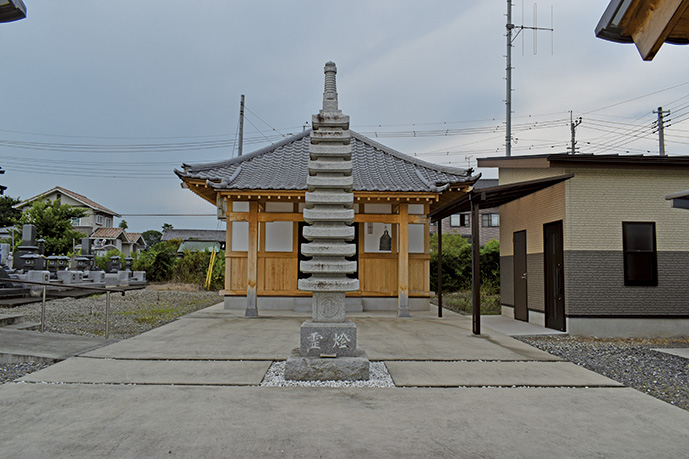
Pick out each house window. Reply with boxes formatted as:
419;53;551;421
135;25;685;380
481;213;499;227
71;217;81;225
96;215;103;225
622;222;657;286
450;214;470;227
105;217;112;227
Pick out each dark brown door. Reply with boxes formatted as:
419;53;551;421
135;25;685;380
513;230;528;321
544;221;565;331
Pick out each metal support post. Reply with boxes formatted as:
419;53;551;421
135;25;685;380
40;285;46;333
105;291;111;339
471;196;481;335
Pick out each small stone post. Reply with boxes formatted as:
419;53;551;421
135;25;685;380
284;62;369;381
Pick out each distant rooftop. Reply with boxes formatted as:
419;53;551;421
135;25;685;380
161;229;226;243
15;186;121;217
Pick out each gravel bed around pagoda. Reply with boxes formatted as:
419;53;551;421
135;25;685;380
261;361;395;388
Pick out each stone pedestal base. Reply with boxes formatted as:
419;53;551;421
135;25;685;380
300;320;357;357
284;348;370;381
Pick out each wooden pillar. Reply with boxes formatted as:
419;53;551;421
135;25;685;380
224;200;232;294
437;219;443;318
245;200;259;317
471;195;481;335
398;203;410;317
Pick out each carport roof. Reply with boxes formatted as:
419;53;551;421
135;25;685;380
429;174;574;222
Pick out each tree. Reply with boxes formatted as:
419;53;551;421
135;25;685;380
118;219;128;230
142;229;162;248
162;223;173;231
0;195;21;227
13;198;87;255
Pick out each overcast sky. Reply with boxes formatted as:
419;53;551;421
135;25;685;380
2;1;688;233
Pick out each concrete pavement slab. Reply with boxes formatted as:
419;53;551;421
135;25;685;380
482;314;569;336
19;357;272;385
81;313;561;362
652;348;689;359
355;317;563;361
82;316;306;360
0;384;687;458
0;328;114;363
386;361;624;387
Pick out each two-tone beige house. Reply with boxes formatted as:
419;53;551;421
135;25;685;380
478;153;689;337
15;186;121;235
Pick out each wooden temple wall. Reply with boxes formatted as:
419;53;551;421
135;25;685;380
221;198;432;298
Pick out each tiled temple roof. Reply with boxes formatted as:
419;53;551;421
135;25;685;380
175;130;478;193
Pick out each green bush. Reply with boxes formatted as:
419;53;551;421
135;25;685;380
430;234;500;294
132;239;181;283
480;239;500;294
131;239;225;289
95;249;124;271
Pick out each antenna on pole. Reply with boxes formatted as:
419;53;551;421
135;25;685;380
569;111;582;154
238;94;245;156
505;1;554;157
652;106;670;156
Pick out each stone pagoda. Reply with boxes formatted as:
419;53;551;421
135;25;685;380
284;61;369;381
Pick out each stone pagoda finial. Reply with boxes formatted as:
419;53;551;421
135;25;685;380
322;61;339;113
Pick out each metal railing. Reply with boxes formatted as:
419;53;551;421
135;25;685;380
0;277;125;339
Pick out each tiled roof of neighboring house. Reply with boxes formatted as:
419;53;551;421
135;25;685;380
91;227;128;240
15;186;121;217
161;229;226;243
125;232;145;245
175;130;477;193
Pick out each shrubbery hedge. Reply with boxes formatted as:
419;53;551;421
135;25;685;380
132;239;225;290
430;234;500;294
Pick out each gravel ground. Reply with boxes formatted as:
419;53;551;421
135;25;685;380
261;361;395;388
0;285;222;384
518;336;689;411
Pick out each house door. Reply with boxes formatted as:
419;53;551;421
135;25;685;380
513;230;528;322
544;221;565;331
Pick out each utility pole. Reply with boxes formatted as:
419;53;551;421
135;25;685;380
506;0;514;157
653;106;669;156
569;111;582;154
505;1;553;157
238;94;245;156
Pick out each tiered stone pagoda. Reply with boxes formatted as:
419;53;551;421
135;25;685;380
284;62;368;380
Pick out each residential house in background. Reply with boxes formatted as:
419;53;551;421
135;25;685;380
432;179;500;245
161;228;226;255
478;153;689;337
90;227;146;256
14;186;121;235
161;228;226;246
13;186;145;256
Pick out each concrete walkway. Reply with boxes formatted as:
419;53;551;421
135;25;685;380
1;304;688;458
0;328;115;363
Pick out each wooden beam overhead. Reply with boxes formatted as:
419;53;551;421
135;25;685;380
626;0;689;60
